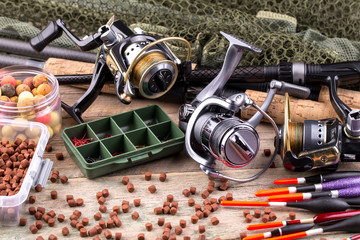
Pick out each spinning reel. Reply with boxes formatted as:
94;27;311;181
281;75;360;171
31;17;191;123
179;32;310;182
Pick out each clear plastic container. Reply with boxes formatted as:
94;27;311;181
0;119;52;226
0;65;62;139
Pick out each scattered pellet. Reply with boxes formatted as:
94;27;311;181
159;172;167;182
93;236;101;240
95;225;103;234
184;237;191;240
29;195;36;204
99;220;106;229
190;186;196;195
30;224;38;234
194;204;202;212
138;233;145;240
245;214;253;223
262;214;269;223
88;227;98;237
163;202;170;207
80;228;88;237
122;200;129;206
182;189;191;197
211;203;219;212
122;204;129;213
96;192;103;199
254;209;261;218
35;220;43;229
34;211;43;220
199;225;206;233
203;209;211;218
219;182;229;191
48;218;55;227
127;183;135;193
145;222;153;231
163;230;170;240
77;198;84;206
99;205;107;213
50;190;57;199
104;230;112;239
70;214;78;221
164;222;172;229
218;196;226;203
207;185;215;193
201;190;210;199
264;148;271;156
36;235;44;240
113;205;121;214
199;234;206;240
102;189;109;197
70;220;78;228
188;198;195;207
37;207;45;214
264;208;272;215
163;206;170;214
289;212;296;220
19;218;27;226
179;219;186;228
209;198;217;204
196;210;204;219
109;211;117;218
148;185;157;193
211;217;219;225
132;211;140;220
47;210;56;218
48;234;57;240
174;226;182;235
45;144;52;152
98;196;106;205
171;201;178;209
112;216;122;227
60;176;68;184
68;199;76;207
226;192;233;200
73;210;82;218
170;207;177;215
115;232;122;240
29;207;36;215
50;174;58;183
145;172;152;181
240;232;247;239
57;214;65;223
154;207;162;215
35;184;42;192
158;218;165;226
43;214;51;223
55;152;64;160
62;227;69;236
82;217;89;226
122;176;129;185
167;194;174;202
107;219;114;228
269;212;277;221
66;195;74;201
94;212;102;221
191;215;199;224
243;209;250;217
203;199;211;206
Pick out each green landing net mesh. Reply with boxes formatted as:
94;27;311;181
0;0;359;67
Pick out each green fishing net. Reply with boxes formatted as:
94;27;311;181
0;0;359;67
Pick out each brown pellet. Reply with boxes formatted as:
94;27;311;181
48;234;57;240
113;205;121;214
211;217;219;225
112;216;122;227
145;222;153;231
115;232;122;240
182;189;191;197
80;228;87;237
98;196;106;205
121;176;129;185
99;205;107;213
218;196;226;203
211;203;219;212
254;209;261;218
77;198;84;206
198;225;206;233
122;204;129;213
88;227;98;237
184;237;191;240
163;206;170;214
29;206;36;215
109;211;116;218
171;201;178;209
145;171;152;181
127;183;135;192
163;202;170;207
226;192;233;200
62;226;69;236
19;218;27;226
203;209;211;218
96;192;103;199
194;204;202;212
70;220;78;228
188;198;195;207
70;214;78;221
154;207;162;215
66;195;74;201
134;199;141;207
34;212;43;220
43;214;51;223
148;184;157;193
175;226;182;235
55;152;64;160
201;190;209;199
50;174;58;183
240;232;247;239
245;214;253;223
243;209;250;217
37;207;45;214
36;220;43;229
73;210;82;218
199;234;206;240
191;215;199;224
207;185;214;193
99;220;106;229
203;199;211;206
179;219;186;228
82;217;89;226
264;148;271;156
163;231;170;240
132;211;140;220
158;218;165;226
102;188;109;197
289;212;296;220
107;219;114;228
104;230;112;239
170;207;177;215
137;233;145;240
30;224;38;234
60;176;68;184
167;194;174;202
29;195;36;204
48;218;55;227
57;214;65;222
159;172;167;182
269;212;277;221
50;190;57;199
264;208;272;214
36;236;44;240
122;200;129;206
93;236;101;240
94;212;102;220
262;214;269;223
35;184;42;192
47;210;56;218
45;144;52;152
190;186;196;195
95;225;103;234
68;199;76;207
219;182;229;191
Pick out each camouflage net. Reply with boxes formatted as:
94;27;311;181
0;0;359;67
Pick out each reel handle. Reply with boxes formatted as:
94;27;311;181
30;21;63;52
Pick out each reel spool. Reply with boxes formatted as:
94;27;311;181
281;93;341;171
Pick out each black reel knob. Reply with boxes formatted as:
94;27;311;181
148;69;173;93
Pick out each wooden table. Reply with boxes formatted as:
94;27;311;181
4;85;359;240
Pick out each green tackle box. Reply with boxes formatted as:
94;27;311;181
61;105;185;178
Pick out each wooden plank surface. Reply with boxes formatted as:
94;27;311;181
4;85;360;240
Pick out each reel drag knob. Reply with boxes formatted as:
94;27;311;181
148;69;173;93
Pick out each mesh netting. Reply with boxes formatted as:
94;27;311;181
0;0;359;67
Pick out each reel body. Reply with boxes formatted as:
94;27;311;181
179;32;310;182
30;17;191;123
281;76;360;171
